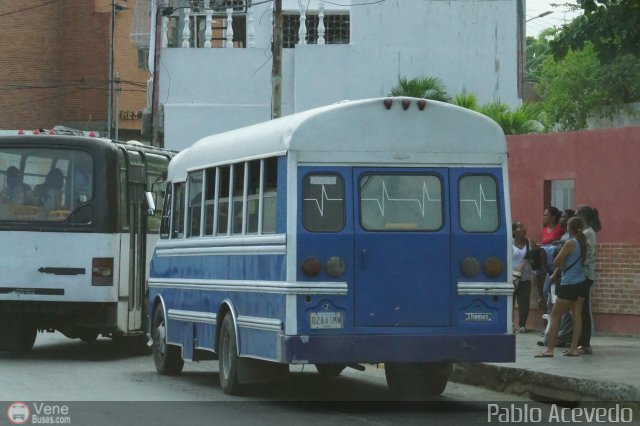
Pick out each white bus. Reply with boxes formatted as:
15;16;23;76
0;134;175;352
149;98;514;396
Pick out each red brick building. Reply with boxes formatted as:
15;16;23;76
0;0;147;138
508;126;640;335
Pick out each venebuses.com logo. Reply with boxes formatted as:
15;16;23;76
7;402;30;425
6;402;71;424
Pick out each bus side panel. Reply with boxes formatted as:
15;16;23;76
149;251;286;358
449;168;510;334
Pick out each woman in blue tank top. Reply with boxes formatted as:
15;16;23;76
535;217;587;358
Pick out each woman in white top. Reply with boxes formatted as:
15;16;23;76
512;222;533;333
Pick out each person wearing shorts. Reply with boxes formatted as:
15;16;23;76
535;217;587;358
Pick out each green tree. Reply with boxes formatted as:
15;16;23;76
389;77;450;102
550;0;640;63
538;43;640;130
390;77;546;134
478;101;546;135
526;28;556;82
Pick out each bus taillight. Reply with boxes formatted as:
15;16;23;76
325;256;345;278
301;256;322;277
92;257;114;286
483;257;504;278
460;257;481;278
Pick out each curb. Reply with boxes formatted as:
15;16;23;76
451;363;640;405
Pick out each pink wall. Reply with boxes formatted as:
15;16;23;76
507;126;640;245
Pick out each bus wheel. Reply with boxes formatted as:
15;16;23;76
79;330;99;344
218;314;242;395
385;362;451;397
152;306;184;375
315;364;346;377
0;319;37;353
18;324;37;352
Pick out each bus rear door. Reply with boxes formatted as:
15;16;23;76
353;168;451;327
119;149;148;332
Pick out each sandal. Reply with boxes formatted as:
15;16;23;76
578;346;593;355
563;351;580;357
534;352;553;358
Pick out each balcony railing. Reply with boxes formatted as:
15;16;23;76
161;1;349;49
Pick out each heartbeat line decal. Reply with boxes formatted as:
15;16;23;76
460;184;496;218
362;181;441;217
304;185;344;216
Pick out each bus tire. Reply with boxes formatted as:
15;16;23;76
0;318;37;353
315;364;346;377
18;324;37;353
218;314;242;395
152;306;184;375
385;362;451;397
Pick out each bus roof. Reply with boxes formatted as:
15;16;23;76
169;98;507;180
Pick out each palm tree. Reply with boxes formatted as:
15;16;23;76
389;77;450;102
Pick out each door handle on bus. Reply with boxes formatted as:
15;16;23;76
361;249;367;268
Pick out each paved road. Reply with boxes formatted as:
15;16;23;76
2;332;537;425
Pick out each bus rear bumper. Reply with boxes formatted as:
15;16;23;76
279;333;515;364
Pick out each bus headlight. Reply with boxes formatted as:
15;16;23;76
484;257;504;278
92;257;114;286
325;256;345;278
460;257;481;278
301;256;322;278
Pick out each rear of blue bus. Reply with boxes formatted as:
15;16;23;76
286;165;515;367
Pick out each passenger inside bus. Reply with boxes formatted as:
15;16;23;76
34;168;64;211
0;166;33;205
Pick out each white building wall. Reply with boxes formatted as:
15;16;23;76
159;0;520;151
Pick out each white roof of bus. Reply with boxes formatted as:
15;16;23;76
168;97;506;180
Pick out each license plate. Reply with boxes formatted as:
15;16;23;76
310;312;343;329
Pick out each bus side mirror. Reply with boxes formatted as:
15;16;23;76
144;191;156;215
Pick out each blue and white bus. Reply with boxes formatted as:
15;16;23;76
149;97;515;396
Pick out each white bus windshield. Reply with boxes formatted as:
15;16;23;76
0;148;93;222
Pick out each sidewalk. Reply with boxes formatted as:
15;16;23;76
451;331;640;404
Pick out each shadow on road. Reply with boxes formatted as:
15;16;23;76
0;334;150;362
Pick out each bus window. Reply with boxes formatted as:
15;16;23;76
160;183;172;239
360;174;443;231
262;157;278;234
187;171;203;238
459;174;499;232
245;160;261;234
0;147;92;222
172;182;185;238
217;166;231;235
204;167;217;236
231;162;245;235
302;173;345;232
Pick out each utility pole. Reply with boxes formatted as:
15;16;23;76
151;1;164;147
107;0;116;139
271;0;283;119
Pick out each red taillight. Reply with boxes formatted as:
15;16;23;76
17;130;25;135
383;99;393;110
301;256;322;277
417;100;427;111
88;131;96;137
32;129;40;135
92;257;114;286
402;99;411;110
48;129;56;135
